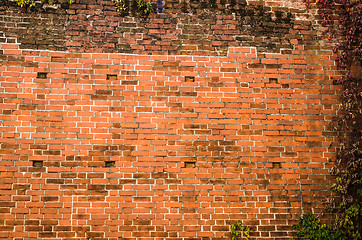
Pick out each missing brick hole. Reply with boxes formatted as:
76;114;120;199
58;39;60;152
33;160;43;167
107;74;117;80
282;84;289;88
105;161;116;167
272;162;281;168
185;76;195;82
269;78;278;84
333;80;341;85
37;72;48;79
184;162;196;168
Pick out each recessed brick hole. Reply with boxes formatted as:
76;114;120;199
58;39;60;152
2;110;14;114
272;162;281;168
37;72;48;79
282;84;289;88
184;162;196;168
33;160;43;167
269;78;278;83
333;80;341;85
107;74;117;80
105;161;115;167
185;76;195;82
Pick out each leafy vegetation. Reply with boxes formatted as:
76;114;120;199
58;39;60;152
12;0;74;8
113;0;129;14
136;0;152;15
12;0;153;16
112;0;153;16
230;221;250;240
293;213;347;240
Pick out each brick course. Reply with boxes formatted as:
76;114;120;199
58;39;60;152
0;0;340;239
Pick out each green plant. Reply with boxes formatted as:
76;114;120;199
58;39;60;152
136;0;153;16
13;0;74;8
293;213;347;240
230;221;250;240
112;0;129;15
13;0;36;7
112;0;153;17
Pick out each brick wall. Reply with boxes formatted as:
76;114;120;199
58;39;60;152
0;0;340;239
1;0;311;55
